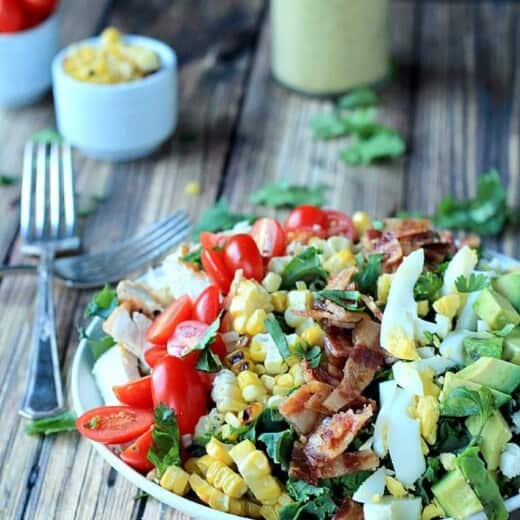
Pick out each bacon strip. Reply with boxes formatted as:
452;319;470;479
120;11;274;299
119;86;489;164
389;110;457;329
302;361;342;386
325;266;357;290
352;318;381;350
304;405;374;464
313;450;380;479
324;328;354;358
332;498;364;520
384;218;431;238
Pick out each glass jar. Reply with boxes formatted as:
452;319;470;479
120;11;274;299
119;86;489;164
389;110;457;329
270;0;390;96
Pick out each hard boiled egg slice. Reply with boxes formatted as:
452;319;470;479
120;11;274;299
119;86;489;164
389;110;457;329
441;245;478;296
353;467;386;504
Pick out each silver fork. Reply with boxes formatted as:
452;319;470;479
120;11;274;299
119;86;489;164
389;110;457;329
0;212;192;288
19;141;80;419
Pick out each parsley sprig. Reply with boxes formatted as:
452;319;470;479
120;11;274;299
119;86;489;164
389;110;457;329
250;181;329;209
454;273;490;293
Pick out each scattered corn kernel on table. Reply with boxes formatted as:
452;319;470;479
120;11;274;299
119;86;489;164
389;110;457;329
1;0;520;519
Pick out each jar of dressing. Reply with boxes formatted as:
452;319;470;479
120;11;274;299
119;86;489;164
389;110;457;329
270;0;390;96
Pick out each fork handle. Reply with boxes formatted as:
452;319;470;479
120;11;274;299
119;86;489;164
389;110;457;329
19;248;65;419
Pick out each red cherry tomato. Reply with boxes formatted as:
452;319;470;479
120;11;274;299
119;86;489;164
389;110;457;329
146;295;193;345
113;376;153;409
76;406;153;444
152;357;207;434
193;286;221;324
250;218;287;259
22;0;57;16
120;428;154;473
223;234;264;282
324;210;357;240
0;0;26;33
144;345;168;368
201;248;233;293
285;205;328;235
200;232;228;250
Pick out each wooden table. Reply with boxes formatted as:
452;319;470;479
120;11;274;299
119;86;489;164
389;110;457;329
0;0;519;518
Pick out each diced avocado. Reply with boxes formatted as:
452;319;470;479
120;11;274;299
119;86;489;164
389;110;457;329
463;334;503;365
432;468;483;519
440;372;511;416
457;447;508;520
504;327;520;364
473;288;520;330
494;271;520;311
457;356;520;394
466;411;512;470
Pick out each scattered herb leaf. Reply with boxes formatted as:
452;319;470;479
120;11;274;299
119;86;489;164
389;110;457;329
180;247;202;269
258;429;294;471
337;88;379;110
265;317;291;359
309;112;350;140
314;289;364;311
340;129;405;166
250;181;330;208
79;327;116;360
25;411;77;436
354;254;384;296
436;418;472;454
415;457;442;504
147;404;181;477
414;272;443;303
281;247;328;290
304;346;322;368
455;273;490;293
85;285;118;319
182;313;223;372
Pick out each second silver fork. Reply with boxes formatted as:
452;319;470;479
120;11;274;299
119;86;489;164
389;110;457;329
19;141;80;419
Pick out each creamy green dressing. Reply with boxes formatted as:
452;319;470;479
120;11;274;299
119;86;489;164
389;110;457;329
270;0;390;95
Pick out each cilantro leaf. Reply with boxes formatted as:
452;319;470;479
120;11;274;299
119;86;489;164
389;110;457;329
147;404;181;477
415;457;442;504
340;129;405;165
180;247;202;269
454;273;490;293
314;289;364;311
354;254;384;296
433;170;510;235
182;313;223;372
265;317;291;359
193;198;256;238
281;247;328;290
309;112;350;140
337;88;379;110
85;285;118;319
79;327;116;360
258;429;294;471
250;182;329;208
303;346;322;368
414;272;443;303
25;411;77;436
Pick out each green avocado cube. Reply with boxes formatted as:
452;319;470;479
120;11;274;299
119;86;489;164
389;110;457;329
463;334;503;365
457;356;520;394
504;327;520;365
494;271;520;311
473;288;520;330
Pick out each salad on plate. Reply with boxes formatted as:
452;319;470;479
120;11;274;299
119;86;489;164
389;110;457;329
76;204;520;520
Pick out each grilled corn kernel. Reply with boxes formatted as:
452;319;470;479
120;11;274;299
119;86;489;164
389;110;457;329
259;505;278;520
253;363;266;375
206;460;248;498
196;455;217;476
246;309;267;335
352;211;373;236
327;236;351;253
322;249;356;277
225;349;255;374
268;256;292;274
284;289;312;328
229;280;273;334
276;374;294;388
100;27;121;45
249;338;267;362
433;294;461;319
184;458;200;475
270;291;288;312
285;354;300;367
300;324;324;346
252;333;287;374
267;395;286;408
189;474;229;512
220;424;240;442
237;370;260;389
185;181;201;196
295;281;307;290
242;384;267;402
377;274;392;304
206;438;233;466
262;272;282;293
211;370;247;413
229;499;262;518
224;412;241;428
160;465;190;496
260;375;275;392
238;402;264;424
289;364;305;387
385;476;407;498
417;300;429;317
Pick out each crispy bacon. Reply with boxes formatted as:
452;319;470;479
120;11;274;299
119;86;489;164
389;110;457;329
384;218;431;238
324;345;383;412
325;266;357;290
279;380;333;435
352;318;381;350
315;450;380;479
359;294;383;321
302;361;342;386
289;443;315;482
332;498;364;520
324;328;354;358
304;405;374;464
304;299;368;330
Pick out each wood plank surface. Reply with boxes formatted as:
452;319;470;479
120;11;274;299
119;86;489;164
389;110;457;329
0;1;518;519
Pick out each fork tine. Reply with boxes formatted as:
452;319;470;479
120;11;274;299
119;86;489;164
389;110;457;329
61;144;76;237
35;143;48;239
20;142;35;242
49;143;61;239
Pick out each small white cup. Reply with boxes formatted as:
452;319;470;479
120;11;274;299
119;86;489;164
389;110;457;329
52;35;177;161
0;14;59;108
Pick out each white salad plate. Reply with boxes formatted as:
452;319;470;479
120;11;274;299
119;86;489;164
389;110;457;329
71;250;520;520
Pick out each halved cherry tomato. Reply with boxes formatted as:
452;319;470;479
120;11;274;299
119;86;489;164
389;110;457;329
250;218;287;259
144;345;168;368
193;286;221;324
120;428;154;473
201;248;233;293
22;0;57;17
324;210;357;240
200;232;228;250
0;0;26;33
146;295;193;345
223;234;264;282
76;406;153;444
284;205;328;235
152;356;207;434
113;376;153;409
220;311;232;333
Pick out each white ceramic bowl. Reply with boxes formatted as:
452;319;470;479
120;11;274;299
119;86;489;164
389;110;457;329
71;250;520;519
0;14;59;108
52;35;177;161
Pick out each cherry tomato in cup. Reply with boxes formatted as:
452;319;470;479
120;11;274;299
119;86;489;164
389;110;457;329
200;232;228;250
284;205;328;236
193;286;221;324
22;0;57;16
223;234;264;282
120;428;154;473
152;356;207;434
0;0;26;33
250;218;287;259
144;345;168;368
324;210;357;240
201;248;232;293
146;295;193;345
113;376;153;409
76;406;153;444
